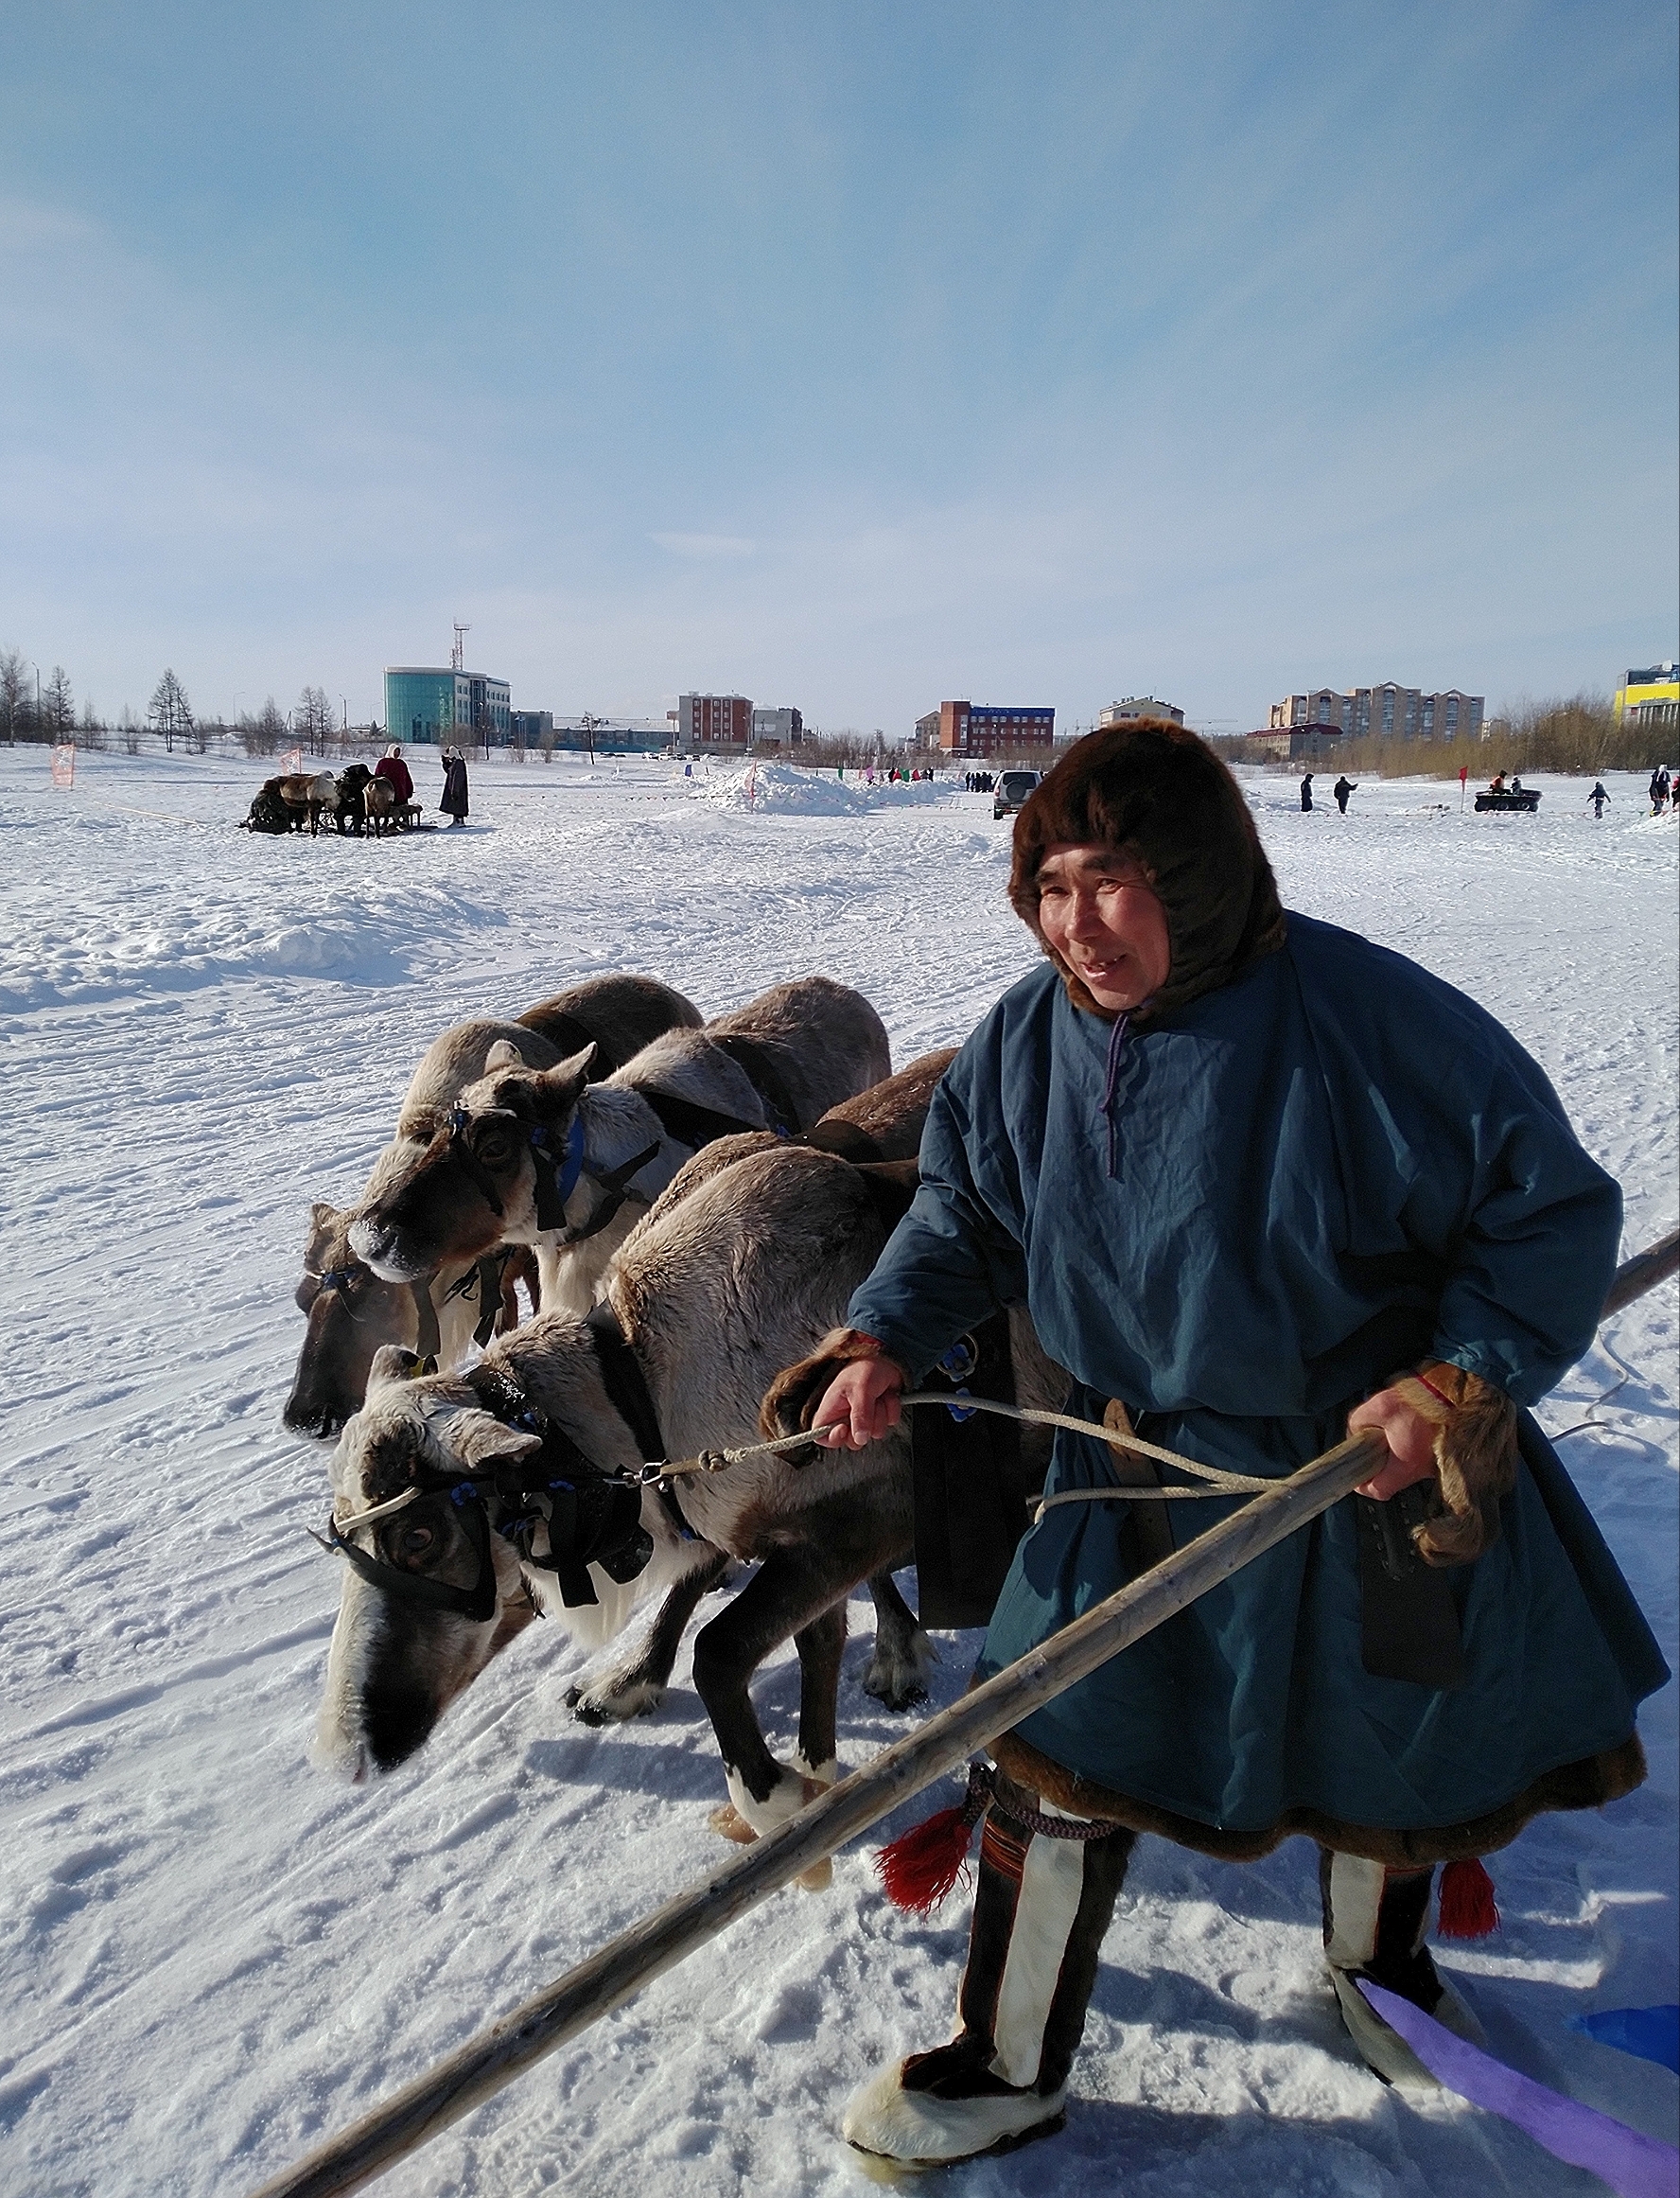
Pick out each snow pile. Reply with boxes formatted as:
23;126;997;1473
689;760;948;815
0;747;1672;2198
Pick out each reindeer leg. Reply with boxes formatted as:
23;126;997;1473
863;1565;936;1710
565;1545;728;1724
792;1602;846;1785
692;1537;872;1838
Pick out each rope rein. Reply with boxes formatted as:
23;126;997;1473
647;1391;1279;1498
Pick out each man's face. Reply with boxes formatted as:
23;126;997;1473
1035;841;1172;1013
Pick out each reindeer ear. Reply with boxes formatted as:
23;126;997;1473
366;1345;432;1394
450;1409;544;1471
483;1038;528;1072
530;1046;597;1108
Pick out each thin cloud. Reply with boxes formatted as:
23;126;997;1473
651;534;758;561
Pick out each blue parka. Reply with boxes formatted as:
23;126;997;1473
849;916;1667;1845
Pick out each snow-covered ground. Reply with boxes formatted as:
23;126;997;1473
0;746;1674;2198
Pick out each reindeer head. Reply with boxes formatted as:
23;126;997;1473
349;1042;595;1278
286;1204;423;1439
311;1335;656;1779
312;1348;543;1778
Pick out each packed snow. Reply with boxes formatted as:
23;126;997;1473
0;745;1673;2198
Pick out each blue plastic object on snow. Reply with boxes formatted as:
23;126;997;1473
1569;2006;1680;2075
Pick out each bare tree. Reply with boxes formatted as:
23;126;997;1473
241;697;287;757
0;650;28;745
42;665;75;741
149;668;195;753
295;685;334;756
78;697;108;752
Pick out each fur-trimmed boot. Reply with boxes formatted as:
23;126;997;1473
843;1776;1134;2169
1320;1848;1486;2087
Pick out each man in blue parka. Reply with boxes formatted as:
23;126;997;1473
768;722;1667;2169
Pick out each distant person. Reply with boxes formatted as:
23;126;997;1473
376;744;413;805
440;746;470;826
1650;766;1671;816
1489;773;1506;794
1586;782;1609;817
1333;775;1357;815
1509;775;1524;796
1300;772;1314;812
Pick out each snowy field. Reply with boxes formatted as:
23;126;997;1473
0;745;1674;2198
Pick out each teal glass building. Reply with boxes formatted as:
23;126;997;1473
384;667;511;745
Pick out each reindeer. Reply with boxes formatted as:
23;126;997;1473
361;775;400;837
285;976;705;1438
314;1144;935;1852
314;1083;1068;1855
276;771;338;835
331;762;373;835
349;977;892;1323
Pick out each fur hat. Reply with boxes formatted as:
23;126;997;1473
1008;721;1286;1019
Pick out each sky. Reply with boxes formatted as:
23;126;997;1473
1;0;1675;735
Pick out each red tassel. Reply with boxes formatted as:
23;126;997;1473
876;1802;980;1914
1437;1855;1499;1941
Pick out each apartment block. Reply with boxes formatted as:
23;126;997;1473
678;693;753;747
1269;685;1484;741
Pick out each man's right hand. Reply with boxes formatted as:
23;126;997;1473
760;1327;907;1453
812;1358;906;1450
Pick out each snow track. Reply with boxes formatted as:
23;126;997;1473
0;748;1673;2196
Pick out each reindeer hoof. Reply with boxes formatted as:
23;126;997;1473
709;1801;757;1844
566;1678;665;1725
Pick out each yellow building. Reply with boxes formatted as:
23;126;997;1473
1613;662;1679;728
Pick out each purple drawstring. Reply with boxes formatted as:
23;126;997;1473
1099;1012;1130;1179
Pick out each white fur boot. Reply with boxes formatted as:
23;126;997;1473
1320;1848;1485;2089
843;1777;1133;2168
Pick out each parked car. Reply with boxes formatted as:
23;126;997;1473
992;769;1041;819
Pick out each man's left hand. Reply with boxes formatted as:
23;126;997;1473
1347;1386;1439;1502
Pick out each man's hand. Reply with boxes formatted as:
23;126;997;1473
1347;1384;1440;1502
812;1357;905;1451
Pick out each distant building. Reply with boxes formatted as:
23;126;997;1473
385;666;511;746
1098;696;1184;728
751;705;804;746
1269;685;1483;741
679;693;753;747
1614;662;1679;728
1243;725;1346;764
510;710;553;747
920;700;1056;756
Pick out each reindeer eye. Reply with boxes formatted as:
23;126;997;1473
476;1131;516;1165
386;1519;437;1568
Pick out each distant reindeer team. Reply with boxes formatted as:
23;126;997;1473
291;967;1061;1864
242;763;416;837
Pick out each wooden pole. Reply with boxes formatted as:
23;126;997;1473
248;1429;1387;2198
1601;1227;1679;1319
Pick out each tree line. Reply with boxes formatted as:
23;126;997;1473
1208;695;1675;778
0;650;374;757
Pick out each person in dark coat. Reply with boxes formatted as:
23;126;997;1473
770;722;1666;2168
1590;782;1610;818
1300;770;1314;810
374;745;413;804
1334;774;1357;814
440;747;469;825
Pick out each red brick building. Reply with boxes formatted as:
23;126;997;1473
679;693;753;747
918;700;1056;757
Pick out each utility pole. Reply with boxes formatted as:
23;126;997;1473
580;712;600;764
